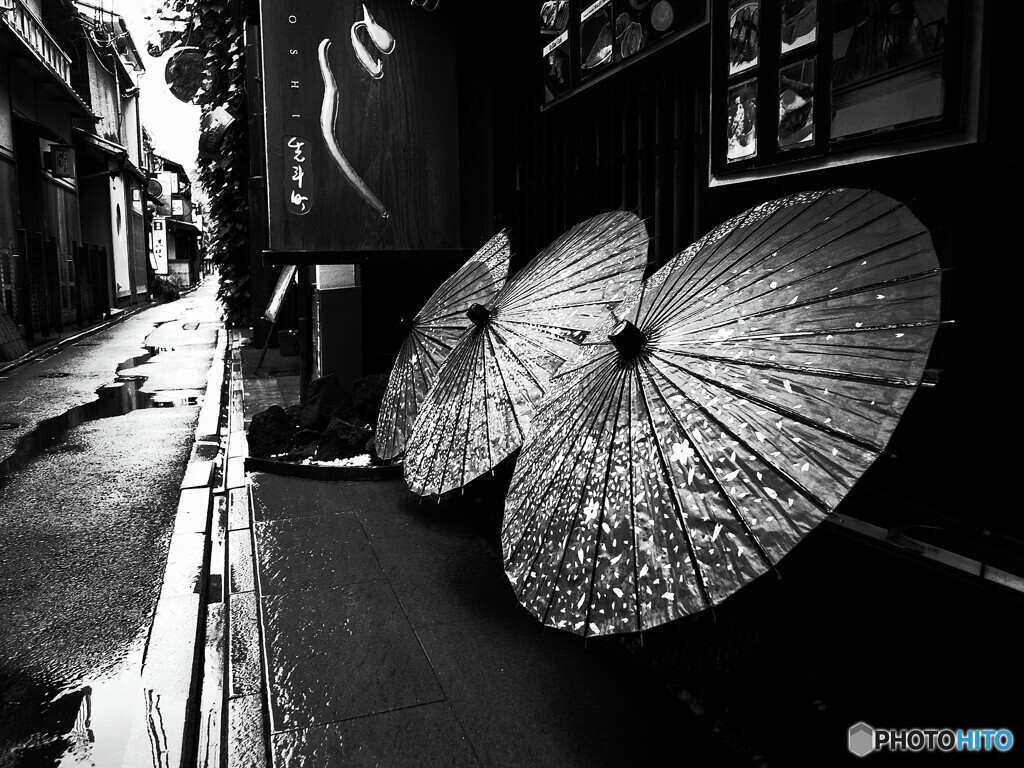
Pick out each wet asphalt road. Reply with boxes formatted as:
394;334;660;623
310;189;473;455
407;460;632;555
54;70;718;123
0;280;223;767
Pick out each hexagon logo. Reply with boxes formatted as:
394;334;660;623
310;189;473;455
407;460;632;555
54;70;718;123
848;722;875;757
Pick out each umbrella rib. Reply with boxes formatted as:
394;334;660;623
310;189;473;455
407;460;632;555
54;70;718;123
455;334;486;492
499;315;618;339
535;360;633;630
501;217;607;295
437;335;486;494
489;323;561;394
656;345;933;388
660;196;922;333
417;239;509;319
506;351;624;571
501;266;646;314
643;358;836;519
413;326;465;350
650;350;889;454
664;240;938;333
482;327;527;444
501;217;647;310
414;335;481;494
381;334;423;458
479;327;496;474
634;357;714;610
407;329;444;386
581;366;632;636
626;367;643;633
639;192;822;330
640;361;779;571
642;190;874;330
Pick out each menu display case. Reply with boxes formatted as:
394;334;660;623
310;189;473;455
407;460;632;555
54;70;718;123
541;0;710;107
711;1;989;183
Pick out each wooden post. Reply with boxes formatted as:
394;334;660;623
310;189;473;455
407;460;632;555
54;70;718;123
297;264;313;403
72;241;84;327
16;229;33;344
45;236;62;336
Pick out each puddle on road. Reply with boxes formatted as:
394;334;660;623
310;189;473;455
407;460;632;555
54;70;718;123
0;630;156;768
0;352;202;481
1;345;208;765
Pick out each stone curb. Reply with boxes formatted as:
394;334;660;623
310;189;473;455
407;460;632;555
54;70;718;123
223;332;270;768
135;322;230;768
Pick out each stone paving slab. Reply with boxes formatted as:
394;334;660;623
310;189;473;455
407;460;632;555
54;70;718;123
254;513;383;595
372;527;516;629
229;486;249;531
249;473;353;522
228;528;256;594
261;581;445;732
270;702;480;768
229;591;262;699
339;479;451;539
416;611;697;768
228;694;268;768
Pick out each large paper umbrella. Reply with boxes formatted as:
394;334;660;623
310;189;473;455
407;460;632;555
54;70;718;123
503;188;942;637
404;211;649;497
376;231;511;461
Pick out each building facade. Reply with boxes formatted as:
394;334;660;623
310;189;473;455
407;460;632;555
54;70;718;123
0;0;150;359
150;154;202;290
249;0;1014;746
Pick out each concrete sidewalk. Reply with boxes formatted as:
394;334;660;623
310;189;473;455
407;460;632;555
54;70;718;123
226;334;740;767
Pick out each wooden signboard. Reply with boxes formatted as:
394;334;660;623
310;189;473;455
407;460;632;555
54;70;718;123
259;0;461;256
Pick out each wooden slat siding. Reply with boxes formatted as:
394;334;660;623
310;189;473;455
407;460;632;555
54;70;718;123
672;67;686;260
28;232;47;337
44;236;62;334
16;230;32;343
72;241;83;327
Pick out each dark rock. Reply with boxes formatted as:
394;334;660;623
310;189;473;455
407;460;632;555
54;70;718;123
293;428;321;447
315;417;372;461
284;404;302;423
298;375;357;430
351;374;388;425
285;442;317;461
248;405;296;458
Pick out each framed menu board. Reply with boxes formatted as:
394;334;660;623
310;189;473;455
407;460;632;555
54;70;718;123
541;0;710;107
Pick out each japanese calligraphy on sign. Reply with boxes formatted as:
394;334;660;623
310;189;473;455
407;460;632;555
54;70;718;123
284;135;312;215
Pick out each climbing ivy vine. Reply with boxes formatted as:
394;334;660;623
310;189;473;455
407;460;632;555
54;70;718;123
149;0;251;326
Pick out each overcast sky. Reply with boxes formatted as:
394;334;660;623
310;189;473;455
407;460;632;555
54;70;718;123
110;0;202;181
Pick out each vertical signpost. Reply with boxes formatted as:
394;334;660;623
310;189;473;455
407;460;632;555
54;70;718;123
258;0;464;400
152;219;168;274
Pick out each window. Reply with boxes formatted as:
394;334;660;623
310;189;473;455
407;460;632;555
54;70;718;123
711;0;985;182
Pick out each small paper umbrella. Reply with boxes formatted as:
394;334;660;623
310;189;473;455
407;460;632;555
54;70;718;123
376;231;511;460
404;211;649;496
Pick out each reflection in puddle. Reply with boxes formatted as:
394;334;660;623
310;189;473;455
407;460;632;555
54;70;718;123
1;354;202;482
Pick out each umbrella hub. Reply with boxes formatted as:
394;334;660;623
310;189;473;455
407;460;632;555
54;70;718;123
609;319;647;360
466;303;492;328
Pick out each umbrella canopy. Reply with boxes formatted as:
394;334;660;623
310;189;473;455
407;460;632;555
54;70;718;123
376;231;511;461
404;210;649;497
502;188;942;637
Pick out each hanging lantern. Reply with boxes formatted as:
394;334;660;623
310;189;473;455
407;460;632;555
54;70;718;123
164;46;219;105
